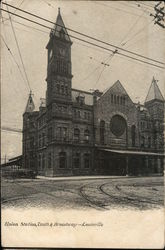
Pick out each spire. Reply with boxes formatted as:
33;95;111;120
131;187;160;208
52;8;71;42
145;77;164;103
25;91;35;113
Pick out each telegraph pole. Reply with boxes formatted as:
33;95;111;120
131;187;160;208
150;1;165;29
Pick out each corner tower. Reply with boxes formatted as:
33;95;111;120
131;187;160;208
46;8;72;106
145;77;164;151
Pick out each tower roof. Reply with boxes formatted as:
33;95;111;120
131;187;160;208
52;8;71;42
145;77;164;103
25;91;35;113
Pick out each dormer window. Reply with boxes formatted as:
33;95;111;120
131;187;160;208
59;28;65;39
76;94;85;105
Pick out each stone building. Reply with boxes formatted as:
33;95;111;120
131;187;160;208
22;10;164;176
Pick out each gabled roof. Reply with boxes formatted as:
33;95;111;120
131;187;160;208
52;8;71;42
145;77;164;103
25;91;35;113
99;80;133;103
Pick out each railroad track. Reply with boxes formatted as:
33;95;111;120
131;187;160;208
99;182;163;207
78;184;108;210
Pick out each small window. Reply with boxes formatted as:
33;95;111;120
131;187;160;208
73;153;80;168
74;128;80;142
59;152;67;168
84;153;90;169
141;136;145;148
111;94;113;104
114;95;116;104
100;120;105;145
48;152;52;168
84;129;90;142
148;137;151;148
117;96;119;104
77;110;81;118
120;96;122;105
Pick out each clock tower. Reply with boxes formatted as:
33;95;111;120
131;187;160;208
46;8;72;106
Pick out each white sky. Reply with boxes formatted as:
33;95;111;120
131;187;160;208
1;0;165;161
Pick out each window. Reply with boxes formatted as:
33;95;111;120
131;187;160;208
77;110;81;118
59;152;67;168
42;133;45;147
57;84;60;93
114;95;116;104
100;120;105;145
148;137;151;148
110;115;126;137
48;127;53;142
84;129;90;142
30;137;34;148
117;96;119;104
131;125;136;147
76;96;85;105
141;136;145;148
84;112;87;119
39;134;42;147
120;96;122;105
65;86;68;95
59;28;65;39
61;85;64;94
63;127;67;141
73;153;80;168
123;97;126;105
48;152;52;168
111;94;113;103
84;153;90;169
74;128;80;142
42;154;45;169
38;154;41;169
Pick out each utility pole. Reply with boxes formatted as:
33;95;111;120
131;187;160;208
150;1;165;29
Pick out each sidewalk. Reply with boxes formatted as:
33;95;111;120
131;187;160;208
37;175;134;181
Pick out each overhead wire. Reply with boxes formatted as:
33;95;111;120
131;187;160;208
5;1;31;91
1;8;164;71
1;34;28;90
92;7;147;88
1;2;165;66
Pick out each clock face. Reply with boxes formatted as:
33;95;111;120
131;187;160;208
59;48;66;57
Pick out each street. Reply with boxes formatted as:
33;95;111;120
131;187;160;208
1;176;164;210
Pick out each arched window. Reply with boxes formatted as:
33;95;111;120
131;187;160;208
84;129;90;143
56;84;60;93
100;120;105;145
148;137;151;148
141;136;145;148
61;85;64;94
59;152;67;168
48;152;51;168
74;128;80;142
73;152;80;168
111;94;113;104
131;125;136;147
117;96;119;104
38;154;41;170
77;110;81;118
42;154;45;169
123;97;126;105
120;96;122;105
84;153;90;169
114;95;116;104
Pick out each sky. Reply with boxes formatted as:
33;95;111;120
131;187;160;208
1;0;165;162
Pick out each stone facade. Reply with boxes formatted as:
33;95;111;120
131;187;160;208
22;10;164;176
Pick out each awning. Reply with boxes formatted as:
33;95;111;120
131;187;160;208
100;148;164;156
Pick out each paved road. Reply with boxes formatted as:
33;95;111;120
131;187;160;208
1;176;164;210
